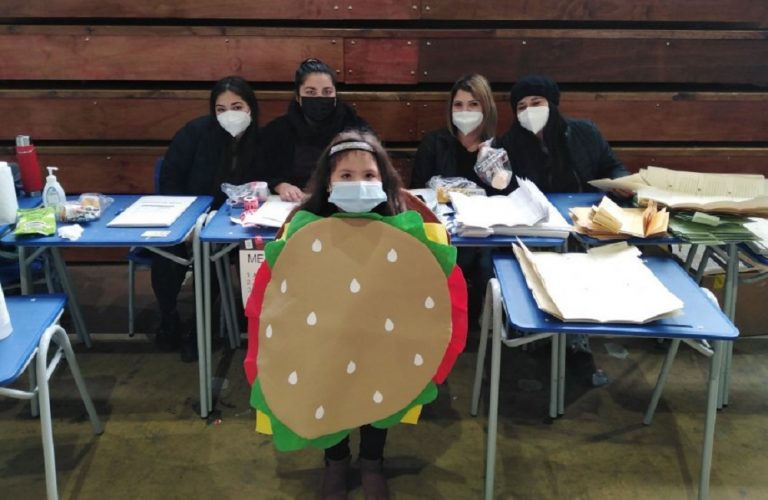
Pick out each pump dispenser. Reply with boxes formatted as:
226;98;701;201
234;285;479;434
42;166;66;208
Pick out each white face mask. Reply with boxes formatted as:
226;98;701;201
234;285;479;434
452;111;484;135
328;181;387;213
217;110;252;137
517;106;549;135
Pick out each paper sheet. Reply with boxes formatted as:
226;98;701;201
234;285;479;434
590;166;768;208
107;196;196;227
513;241;684;323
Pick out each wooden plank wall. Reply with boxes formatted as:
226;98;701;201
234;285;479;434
0;1;766;260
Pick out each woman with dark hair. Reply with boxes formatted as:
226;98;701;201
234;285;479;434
260;58;368;202
494;74;629;193
496;74;630;385
152;75;262;361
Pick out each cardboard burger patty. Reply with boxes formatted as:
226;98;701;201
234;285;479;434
257;217;452;439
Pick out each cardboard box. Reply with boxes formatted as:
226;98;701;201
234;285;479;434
700;273;768;337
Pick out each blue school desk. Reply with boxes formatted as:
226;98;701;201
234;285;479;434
549;192;765;410
471;253;738;500
0;294;102;500
0;195;212;417
195;202;570;417
195;203;278;417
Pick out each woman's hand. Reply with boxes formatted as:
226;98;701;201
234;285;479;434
275;183;304;202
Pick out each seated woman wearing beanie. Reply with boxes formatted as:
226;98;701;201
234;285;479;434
495;74;629;193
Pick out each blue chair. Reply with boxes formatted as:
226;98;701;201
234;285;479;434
127;158;163;335
0;294;102;500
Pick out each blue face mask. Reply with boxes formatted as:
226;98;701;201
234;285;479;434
328;181;387;213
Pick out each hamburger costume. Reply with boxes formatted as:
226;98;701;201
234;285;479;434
244;208;468;451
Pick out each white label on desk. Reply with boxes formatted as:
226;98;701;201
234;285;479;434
239;248;266;307
141;230;171;238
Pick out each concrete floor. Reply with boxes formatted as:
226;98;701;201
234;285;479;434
1;264;767;499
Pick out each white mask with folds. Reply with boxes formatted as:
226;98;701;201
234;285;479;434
217;110;252;137
517;106;549;135
452;111;484;135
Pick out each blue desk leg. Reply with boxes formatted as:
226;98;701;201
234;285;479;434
719;244;739;408
549;333;558;419
49;248;91;348
470;280;494;417
194;214;209;419
643;338;681;425
212;254;234;346
221;250;241;348
484;279;504;500
700;340;725;500
557;334;566;416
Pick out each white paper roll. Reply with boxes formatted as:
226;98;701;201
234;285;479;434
0;161;19;225
0;285;12;340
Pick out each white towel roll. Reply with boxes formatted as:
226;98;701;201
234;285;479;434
0;161;19;225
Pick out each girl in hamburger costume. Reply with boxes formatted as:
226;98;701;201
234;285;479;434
244;129;467;499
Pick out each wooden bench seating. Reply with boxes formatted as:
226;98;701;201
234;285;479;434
1;3;766;262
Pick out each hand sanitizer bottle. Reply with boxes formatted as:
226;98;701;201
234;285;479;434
42;166;66;208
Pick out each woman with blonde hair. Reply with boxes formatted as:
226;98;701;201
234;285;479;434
411;73;508;195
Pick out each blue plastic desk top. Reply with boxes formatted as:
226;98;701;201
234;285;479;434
199;203;279;244
493;253;738;340
0;294;67;385
0;195;212;247
202;203;567;249
548;192;680;246
451;230;566;248
0;196;41;239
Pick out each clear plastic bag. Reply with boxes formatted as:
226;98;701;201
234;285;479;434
426;176;486;203
221;181;270;207
57;193;114;223
474;140;512;190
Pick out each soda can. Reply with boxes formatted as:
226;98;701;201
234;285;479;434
243;196;259;211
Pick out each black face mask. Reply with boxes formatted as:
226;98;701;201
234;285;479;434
300;96;336;122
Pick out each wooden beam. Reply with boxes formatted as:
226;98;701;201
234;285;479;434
0;0;421;20
1;90;765;143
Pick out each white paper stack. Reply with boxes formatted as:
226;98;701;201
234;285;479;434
513;241;684;323
449;178;571;238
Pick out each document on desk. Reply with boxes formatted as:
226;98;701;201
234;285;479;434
590;166;768;201
239;197;297;228
513;241;684;323
107;196;196;227
450;177;571;238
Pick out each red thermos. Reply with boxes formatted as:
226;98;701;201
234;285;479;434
16;135;44;194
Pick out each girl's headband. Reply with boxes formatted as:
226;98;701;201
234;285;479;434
328;141;375;157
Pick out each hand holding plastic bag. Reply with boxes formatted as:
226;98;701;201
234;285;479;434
474;139;512;190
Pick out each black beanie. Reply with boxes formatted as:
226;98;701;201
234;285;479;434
509;75;560;107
